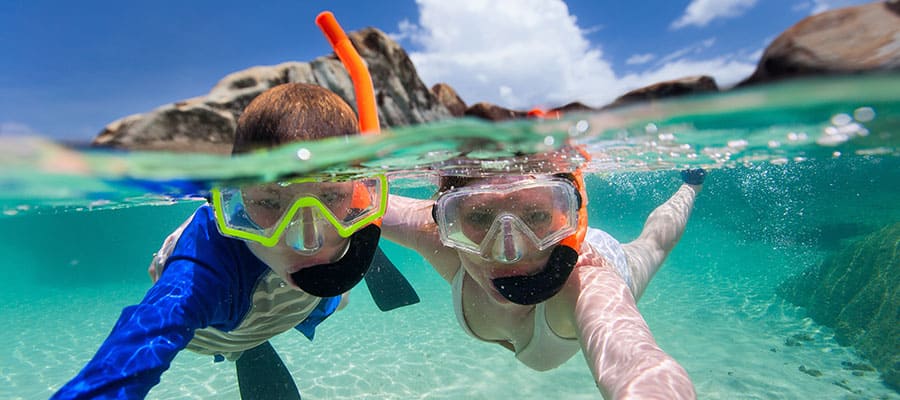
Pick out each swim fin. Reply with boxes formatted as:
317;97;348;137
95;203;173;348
364;246;420;311
236;341;301;400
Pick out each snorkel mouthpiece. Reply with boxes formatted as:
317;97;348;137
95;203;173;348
491;245;578;305
291;224;381;297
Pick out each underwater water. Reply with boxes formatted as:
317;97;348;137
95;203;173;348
1;75;899;399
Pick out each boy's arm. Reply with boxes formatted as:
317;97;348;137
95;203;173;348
565;250;696;399
52;259;231;399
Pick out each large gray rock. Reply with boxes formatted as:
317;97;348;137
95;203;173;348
740;1;900;86
777;222;900;391
93;28;451;152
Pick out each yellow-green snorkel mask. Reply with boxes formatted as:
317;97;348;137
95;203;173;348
211;174;388;250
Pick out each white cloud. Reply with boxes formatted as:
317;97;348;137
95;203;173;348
671;0;758;29
791;0;869;14
395;0;758;108
626;53;656;65
801;0;869;14
0;121;41;136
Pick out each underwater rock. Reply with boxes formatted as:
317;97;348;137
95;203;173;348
604;75;719;109
431;83;467;117
93;28;451;152
777;222;900;391
739;1;900;86
799;365;823;377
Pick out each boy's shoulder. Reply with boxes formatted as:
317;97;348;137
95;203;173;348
167;204;268;276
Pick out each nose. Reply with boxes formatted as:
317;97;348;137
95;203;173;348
287;208;325;254
489;216;524;264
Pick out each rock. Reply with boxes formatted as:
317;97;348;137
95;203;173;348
777;222;900;391
604;75;719;109
798;365;823;378
739;1;900;86
551;102;596;114
94;99;236;154
431;83;467;117
464;102;528;121
206;62;317;119
92;27;451;152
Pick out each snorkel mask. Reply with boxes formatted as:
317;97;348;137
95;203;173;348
211;11;386;297
434;167;589;305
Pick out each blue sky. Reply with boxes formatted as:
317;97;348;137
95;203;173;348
0;0;870;141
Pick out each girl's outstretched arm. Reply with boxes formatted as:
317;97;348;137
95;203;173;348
566;250;696;399
622;169;704;300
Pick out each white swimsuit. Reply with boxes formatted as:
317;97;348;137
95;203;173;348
452;227;630;371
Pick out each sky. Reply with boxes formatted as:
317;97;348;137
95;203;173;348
0;0;872;141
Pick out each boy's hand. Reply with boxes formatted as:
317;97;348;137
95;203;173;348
681;168;706;186
148;217;192;282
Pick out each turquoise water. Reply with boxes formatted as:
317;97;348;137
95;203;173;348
2;75;899;399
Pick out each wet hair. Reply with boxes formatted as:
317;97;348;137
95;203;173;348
437;172;578;195
232;83;359;154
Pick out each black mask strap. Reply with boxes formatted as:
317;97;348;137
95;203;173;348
490;245;578;305
291;224;380;297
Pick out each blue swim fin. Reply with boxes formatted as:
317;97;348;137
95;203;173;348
364;246;420;311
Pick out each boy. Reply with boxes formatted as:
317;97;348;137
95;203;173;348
53;83;386;399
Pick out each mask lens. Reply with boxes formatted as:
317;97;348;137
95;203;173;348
435;177;579;256
212;174;387;246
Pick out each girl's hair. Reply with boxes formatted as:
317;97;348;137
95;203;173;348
232;83;359;154
437;172;578;194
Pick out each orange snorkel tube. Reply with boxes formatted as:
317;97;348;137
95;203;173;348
316;11;380;135
316;11;384;229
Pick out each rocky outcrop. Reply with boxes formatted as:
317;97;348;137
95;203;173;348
431;83;467;117
93;2;900;150
605;75;719;109
739;1;900;86
777;222;900;391
93;28;451;153
464;102;528;121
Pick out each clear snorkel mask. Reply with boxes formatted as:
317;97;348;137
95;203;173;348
433;169;589;305
433;176;580;264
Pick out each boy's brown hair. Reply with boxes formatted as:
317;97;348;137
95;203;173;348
232;83;359;154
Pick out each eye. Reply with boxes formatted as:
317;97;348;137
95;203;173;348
522;210;551;226
320;191;348;206
250;198;282;211
465;209;495;228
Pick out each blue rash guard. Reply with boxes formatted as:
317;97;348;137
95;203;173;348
52;205;341;399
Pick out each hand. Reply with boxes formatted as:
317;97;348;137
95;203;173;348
147;217;192;282
681;168;706;185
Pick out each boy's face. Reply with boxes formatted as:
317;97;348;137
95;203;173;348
246;235;351;291
212;175;387;292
